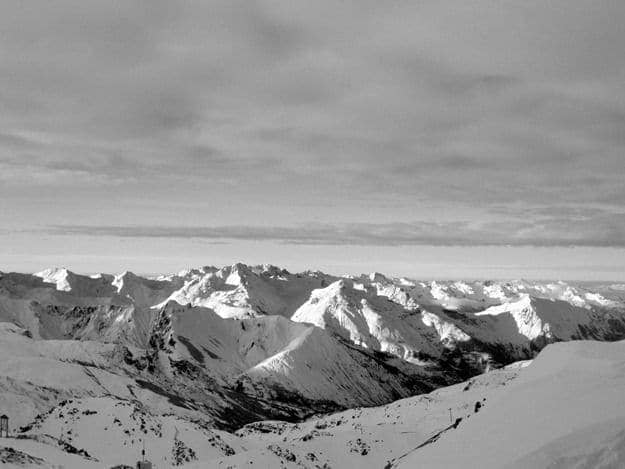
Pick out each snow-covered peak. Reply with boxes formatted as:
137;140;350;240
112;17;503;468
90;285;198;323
256;264;290;277
475;294;546;340
482;281;510;301
112;270;138;292
293;279;467;360
477;293;533;316
224;262;253;286
473;293;601;342
34;267;73;291
368;272;389;283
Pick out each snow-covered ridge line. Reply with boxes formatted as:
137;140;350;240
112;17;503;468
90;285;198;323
1;263;625;467
19;263;625;313
4;263;625;363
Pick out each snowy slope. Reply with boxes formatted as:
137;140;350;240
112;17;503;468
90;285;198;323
0;300;437;442
11;339;625;468
293;277;625;370
0;319;301;433
473;294;602;341
0;439;101;468
150;301;440;408
203;340;625;469
0;269;170;341
0;394;242;468
112;270;181;307
0;322;186;430
209;366;521;468
241;325;431;407
163;263;335;318
400;339;625;468
20;396;242;468
292;279;458;360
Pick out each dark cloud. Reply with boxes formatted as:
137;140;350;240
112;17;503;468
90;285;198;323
45;211;625;247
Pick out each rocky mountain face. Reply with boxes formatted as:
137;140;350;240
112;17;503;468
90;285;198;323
1;264;625;467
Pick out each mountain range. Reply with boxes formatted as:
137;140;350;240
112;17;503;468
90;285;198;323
1;264;624;467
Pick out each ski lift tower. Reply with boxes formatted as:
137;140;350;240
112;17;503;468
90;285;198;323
136;439;152;469
0;414;8;437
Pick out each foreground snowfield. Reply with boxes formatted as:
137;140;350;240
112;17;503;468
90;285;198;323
1;264;625;467
189;340;625;469
400;340;625;469
3;339;624;468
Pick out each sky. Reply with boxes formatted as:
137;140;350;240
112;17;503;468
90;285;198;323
1;0;624;280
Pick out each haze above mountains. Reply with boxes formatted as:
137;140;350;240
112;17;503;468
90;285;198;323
1;263;625;467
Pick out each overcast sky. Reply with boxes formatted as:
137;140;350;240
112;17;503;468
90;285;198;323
1;0;624;279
